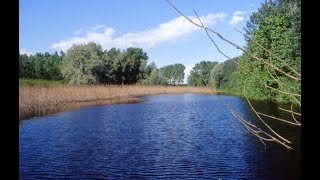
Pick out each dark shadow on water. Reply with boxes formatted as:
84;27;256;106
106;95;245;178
19;96;143;121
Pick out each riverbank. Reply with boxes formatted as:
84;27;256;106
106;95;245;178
19;85;215;120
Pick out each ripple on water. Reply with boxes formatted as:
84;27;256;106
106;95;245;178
19;94;301;179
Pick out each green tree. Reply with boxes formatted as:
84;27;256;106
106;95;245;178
105;47;148;84
139;62;166;85
123;47;148;84
160;63;185;85
61;42;104;84
172;63;185;85
19;54;29;78
187;61;218;86
220;57;238;89
209;63;225;88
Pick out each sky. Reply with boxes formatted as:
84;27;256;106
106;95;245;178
19;0;264;83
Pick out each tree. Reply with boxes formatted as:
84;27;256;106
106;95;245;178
206;57;238;89
187;61;218;86
19;54;29;78
220;58;238;89
139;62;167;85
172;63;185;85
61;42;104;84
123;47;148;84
160;63;185;85
50;51;63;80
105;47;148;84
209;63;224;88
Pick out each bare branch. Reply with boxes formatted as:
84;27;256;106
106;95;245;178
218;95;293;150
278;107;301;116
245;95;291;144
267;68;284;88
291;104;301;124
193;9;231;59
257;112;301;126
265;85;301;97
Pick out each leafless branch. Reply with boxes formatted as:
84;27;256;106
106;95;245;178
278;107;301;116
244;92;292;144
257;112;300;126
218;95;293;150
291;104;301;124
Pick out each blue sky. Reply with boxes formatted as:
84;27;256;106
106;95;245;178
19;0;264;82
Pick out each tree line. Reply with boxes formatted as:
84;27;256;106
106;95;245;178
19;51;64;80
19;43;186;85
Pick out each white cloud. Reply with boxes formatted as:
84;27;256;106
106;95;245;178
52;13;226;52
183;64;195;84
20;48;33;56
229;11;247;26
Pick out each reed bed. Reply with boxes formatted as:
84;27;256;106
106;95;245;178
19;85;215;120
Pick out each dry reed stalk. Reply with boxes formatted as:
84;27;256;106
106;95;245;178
19;85;215;116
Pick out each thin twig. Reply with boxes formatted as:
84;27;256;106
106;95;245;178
257;112;300;126
265;85;301;97
291;104;301;124
278;107;301;116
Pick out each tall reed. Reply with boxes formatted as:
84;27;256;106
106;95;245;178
19;85;214;120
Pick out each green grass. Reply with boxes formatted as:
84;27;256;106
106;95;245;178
19;78;67;86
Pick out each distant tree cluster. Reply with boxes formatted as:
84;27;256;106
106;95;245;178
139;63;186;85
187;61;218;86
186;58;238;89
159;63;185;85
19;42;186;85
210;57;238;89
61;43;148;84
19;51;64;80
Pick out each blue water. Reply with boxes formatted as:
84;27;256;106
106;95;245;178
19;94;300;179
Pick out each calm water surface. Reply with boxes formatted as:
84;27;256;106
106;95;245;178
19;94;300;179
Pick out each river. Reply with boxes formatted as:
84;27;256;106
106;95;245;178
19;94;300;179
